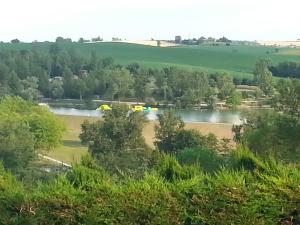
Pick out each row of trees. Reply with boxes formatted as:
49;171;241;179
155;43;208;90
0;44;253;107
269;61;300;78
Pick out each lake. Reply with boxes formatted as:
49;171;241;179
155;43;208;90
49;107;242;124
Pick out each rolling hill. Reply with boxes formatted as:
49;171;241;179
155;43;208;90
1;42;299;78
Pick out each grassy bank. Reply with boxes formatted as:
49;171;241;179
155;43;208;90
45;115;233;164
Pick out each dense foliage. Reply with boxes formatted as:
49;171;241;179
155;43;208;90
0;97;65;171
270;61;300;78
79;104;155;174
0;42;257;108
0;150;299;225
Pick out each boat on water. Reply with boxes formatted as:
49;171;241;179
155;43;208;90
97;104;158;112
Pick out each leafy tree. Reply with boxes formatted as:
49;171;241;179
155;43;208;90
105;69;134;100
10;39;20;44
7;71;23;95
0;96;66;150
205;87;218;109
269;61;300;78
217;74;235;100
49;79;64;99
273;78;300;118
133;72;149;101
0;63;9;82
0;115;35;171
74;79;87;100
0;83;11;97
190;72;209;105
254;59;273;95
238;111;300;163
21;76;41;102
226;91;242;109
102;57;114;68
80;104;148;155
173;129;219;152
36;71;50;97
154;110;184;154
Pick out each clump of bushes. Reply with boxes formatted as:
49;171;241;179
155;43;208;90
0;149;299;225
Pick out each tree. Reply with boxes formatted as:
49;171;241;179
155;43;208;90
0;96;66;150
172;129;219;152
80;104;148;155
191;72;209;105
217;74;235;100
0;115;35;171
21;77;41;102
105;69;134;100
273;78;300;118
237;111;300;163
226;91;242;109
10;39;20;44
0;63;9;82
154;110;185;154
74;79;87;100
254;59;273;95
205;87;218;109
49;79;64;99
7;71;22;95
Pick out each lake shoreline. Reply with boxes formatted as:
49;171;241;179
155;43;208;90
49;106;242;124
57;115;234;149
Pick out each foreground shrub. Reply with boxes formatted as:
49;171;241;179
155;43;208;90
156;155;200;182
0;156;299;225
229;147;266;172
177;148;225;173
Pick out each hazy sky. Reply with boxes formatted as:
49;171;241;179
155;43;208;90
1;0;300;42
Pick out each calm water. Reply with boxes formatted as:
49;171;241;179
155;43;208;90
50;107;242;124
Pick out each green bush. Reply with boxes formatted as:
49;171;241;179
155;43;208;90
177;148;225;173
156;155;200;182
0;155;299;225
229;148;266;172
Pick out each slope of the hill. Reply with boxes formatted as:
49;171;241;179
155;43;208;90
1;42;299;78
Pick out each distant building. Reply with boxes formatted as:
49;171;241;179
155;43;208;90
175;36;182;44
80;70;89;77
49;76;63;82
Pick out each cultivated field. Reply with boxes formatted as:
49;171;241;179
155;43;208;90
45;115;233;164
257;40;300;47
1;42;299;78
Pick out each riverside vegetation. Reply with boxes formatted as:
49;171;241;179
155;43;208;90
0;40;299;109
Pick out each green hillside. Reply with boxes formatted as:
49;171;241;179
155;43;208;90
1;42;300;78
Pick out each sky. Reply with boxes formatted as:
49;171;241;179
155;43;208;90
1;0;300;42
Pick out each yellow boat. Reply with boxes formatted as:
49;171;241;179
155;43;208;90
97;104;112;111
132;105;144;112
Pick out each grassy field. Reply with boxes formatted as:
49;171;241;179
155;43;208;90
1;42;300;78
44;115;233;164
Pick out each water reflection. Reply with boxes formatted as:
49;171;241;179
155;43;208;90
50;107;242;124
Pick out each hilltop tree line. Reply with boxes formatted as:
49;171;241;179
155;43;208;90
269;61;300;79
